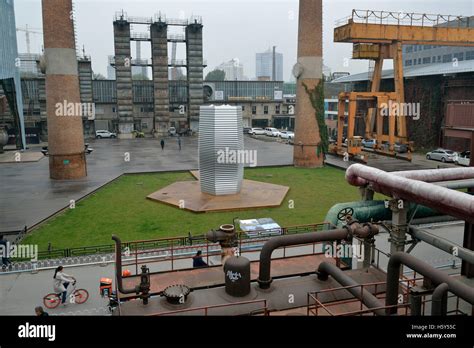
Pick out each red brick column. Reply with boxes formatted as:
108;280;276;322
42;0;87;179
293;0;324;168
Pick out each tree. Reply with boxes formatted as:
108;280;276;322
93;73;106;80
205;69;225;81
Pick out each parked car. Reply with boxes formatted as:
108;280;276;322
455;151;471;166
426;149;458;163
381;142;408;153
280;131;294;140
243;127;252;134
95;130;116;139
362;139;377;148
168;127;177;136
248;127;265;135
264;127;281;137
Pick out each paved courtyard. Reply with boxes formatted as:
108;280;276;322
0;135;292;231
0;135;458;232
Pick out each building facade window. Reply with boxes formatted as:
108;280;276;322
422;57;431;64
252;105;257;115
264;105;268;114
405;59;412;66
466;51;474;60
275;104;280;114
442;54;452;63
453;52;464;61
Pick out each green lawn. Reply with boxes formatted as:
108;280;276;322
23;166;361;251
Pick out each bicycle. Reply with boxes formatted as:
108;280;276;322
43;282;89;309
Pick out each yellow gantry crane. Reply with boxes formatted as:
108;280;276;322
331;10;474;161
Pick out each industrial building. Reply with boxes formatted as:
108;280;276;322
333;60;474;151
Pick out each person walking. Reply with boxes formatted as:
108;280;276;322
160;139;165;151
177;136;182;151
0;235;11;269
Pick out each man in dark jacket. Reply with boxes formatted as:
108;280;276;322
192;250;208;268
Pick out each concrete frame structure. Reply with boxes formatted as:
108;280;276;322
186;21;204;130
113;17;134;138
111;12;204;135
42;0;87;179
150;20;170;134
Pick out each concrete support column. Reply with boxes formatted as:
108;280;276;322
293;0;323;168
113;19;133;138
389;199;408;255
150;21;169;136
42;0;87;179
186;22;204;131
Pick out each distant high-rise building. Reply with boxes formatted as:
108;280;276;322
107;64;116;80
256;47;283;81
217;58;245;80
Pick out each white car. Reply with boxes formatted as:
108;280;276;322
248;127;265;135
455;151;471;166
426;149;458;163
279;131;294;140
168;127;177;136
264;127;281;137
95;130;117;139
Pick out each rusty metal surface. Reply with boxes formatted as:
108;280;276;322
116;266;387;316
119;254;337;299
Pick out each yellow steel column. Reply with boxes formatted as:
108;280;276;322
393;41;407;141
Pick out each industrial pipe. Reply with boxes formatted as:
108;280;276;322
257;229;349;289
432;283;449;316
257;223;379;289
345;164;474;224
317;262;385;316
409;226;474;265
348;166;474;187
112;235;136;294
385;252;474;315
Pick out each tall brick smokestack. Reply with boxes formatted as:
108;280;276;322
293;0;323;168
42;0;87;179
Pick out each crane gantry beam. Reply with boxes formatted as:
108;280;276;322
330;10;474;162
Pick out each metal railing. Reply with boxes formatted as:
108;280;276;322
307;277;421;316
151;299;268;316
120;222;337;275
336;10;471;28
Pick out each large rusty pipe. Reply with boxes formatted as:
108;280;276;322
348;165;474;187
112;235;136;294
432;283;449;316
317;262;385;316
385;252;474;315
257;228;350;289
346;164;474;224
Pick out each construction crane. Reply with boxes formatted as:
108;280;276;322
330;10;474;162
16;25;42;54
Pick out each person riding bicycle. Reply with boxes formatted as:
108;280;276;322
53;266;76;306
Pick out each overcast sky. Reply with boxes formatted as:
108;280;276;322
13;0;474;81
